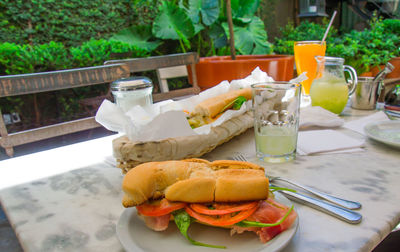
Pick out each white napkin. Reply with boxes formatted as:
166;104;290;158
343;111;390;135
297;129;365;155
96;67;296;142
299;106;344;129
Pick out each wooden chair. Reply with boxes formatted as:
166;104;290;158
0;64;130;157
104;52;200;102
156;65;188;93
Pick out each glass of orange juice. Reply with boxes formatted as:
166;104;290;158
294;41;326;97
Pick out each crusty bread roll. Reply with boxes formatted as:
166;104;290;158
191;88;252;119
114;111;254;173
122;159;269;207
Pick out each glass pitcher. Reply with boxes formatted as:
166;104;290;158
310;56;358;114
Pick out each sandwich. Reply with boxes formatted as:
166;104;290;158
187;88;252;128
121;159;297;248
113;88;255;172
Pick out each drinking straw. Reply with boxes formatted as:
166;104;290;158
321;10;337;44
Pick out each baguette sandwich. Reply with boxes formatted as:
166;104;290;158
122;159;297;248
187;88;252;128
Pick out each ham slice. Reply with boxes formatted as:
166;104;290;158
143;214;171;231
231;199;297;243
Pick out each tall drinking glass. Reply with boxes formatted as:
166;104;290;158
294;41;326;100
251;82;301;163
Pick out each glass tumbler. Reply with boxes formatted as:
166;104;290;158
251;82;301;163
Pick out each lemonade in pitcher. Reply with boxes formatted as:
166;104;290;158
309;56;358;114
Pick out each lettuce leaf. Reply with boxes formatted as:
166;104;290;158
172;210;226;249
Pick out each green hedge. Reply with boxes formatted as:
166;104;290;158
0;39;148;75
0;0;160;47
0;39;149;129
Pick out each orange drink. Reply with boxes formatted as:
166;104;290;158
294;41;326;95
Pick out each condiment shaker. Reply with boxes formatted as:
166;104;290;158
111;77;153;112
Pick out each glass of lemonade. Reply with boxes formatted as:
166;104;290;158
251;82;301;163
294;41;326;98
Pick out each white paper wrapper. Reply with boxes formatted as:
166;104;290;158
95;67;307;142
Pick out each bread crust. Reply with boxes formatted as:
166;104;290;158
122;159;269;206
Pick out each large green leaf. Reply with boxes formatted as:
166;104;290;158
230;0;260;18
222;16;272;55
187;0;220;26
109;25;161;52
153;1;195;42
209;22;227;48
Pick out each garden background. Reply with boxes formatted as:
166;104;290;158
1;0;399;133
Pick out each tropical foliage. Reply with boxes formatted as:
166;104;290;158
110;0;273;56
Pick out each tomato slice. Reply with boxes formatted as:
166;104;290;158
185;204;258;227
136;198;187;216
189;201;258;215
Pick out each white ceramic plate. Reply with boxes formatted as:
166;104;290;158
116;192;299;252
364;121;400;149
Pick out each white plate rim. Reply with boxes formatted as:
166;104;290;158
364;120;400;148
116;192;299;252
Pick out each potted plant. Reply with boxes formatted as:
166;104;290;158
327;16;399;77
375;18;400;78
110;0;294;90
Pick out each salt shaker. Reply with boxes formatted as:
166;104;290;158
111;77;153;112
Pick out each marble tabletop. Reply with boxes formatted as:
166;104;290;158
1;108;400;252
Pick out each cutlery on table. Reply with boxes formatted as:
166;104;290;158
268;176;361;210
232;153;362;210
273;186;362;224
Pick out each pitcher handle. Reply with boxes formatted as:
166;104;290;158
344;65;358;95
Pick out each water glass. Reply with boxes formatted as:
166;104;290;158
251;82;301;163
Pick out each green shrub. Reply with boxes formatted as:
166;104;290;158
0;0;160;47
70;39;148;68
383;19;400;35
0;43;34;74
327;17;400;74
0;39;148;75
273;20;338;55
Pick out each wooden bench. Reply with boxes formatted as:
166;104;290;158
104;52;200;102
0;64;130;157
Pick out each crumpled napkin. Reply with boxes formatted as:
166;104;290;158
297;129;365;155
95;67;307;142
299;106;344;130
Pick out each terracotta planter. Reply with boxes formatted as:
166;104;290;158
189;55;294;90
387;57;400;79
360;71;373;77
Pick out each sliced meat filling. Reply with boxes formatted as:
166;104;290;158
231;199;297;243
143;214;171;231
